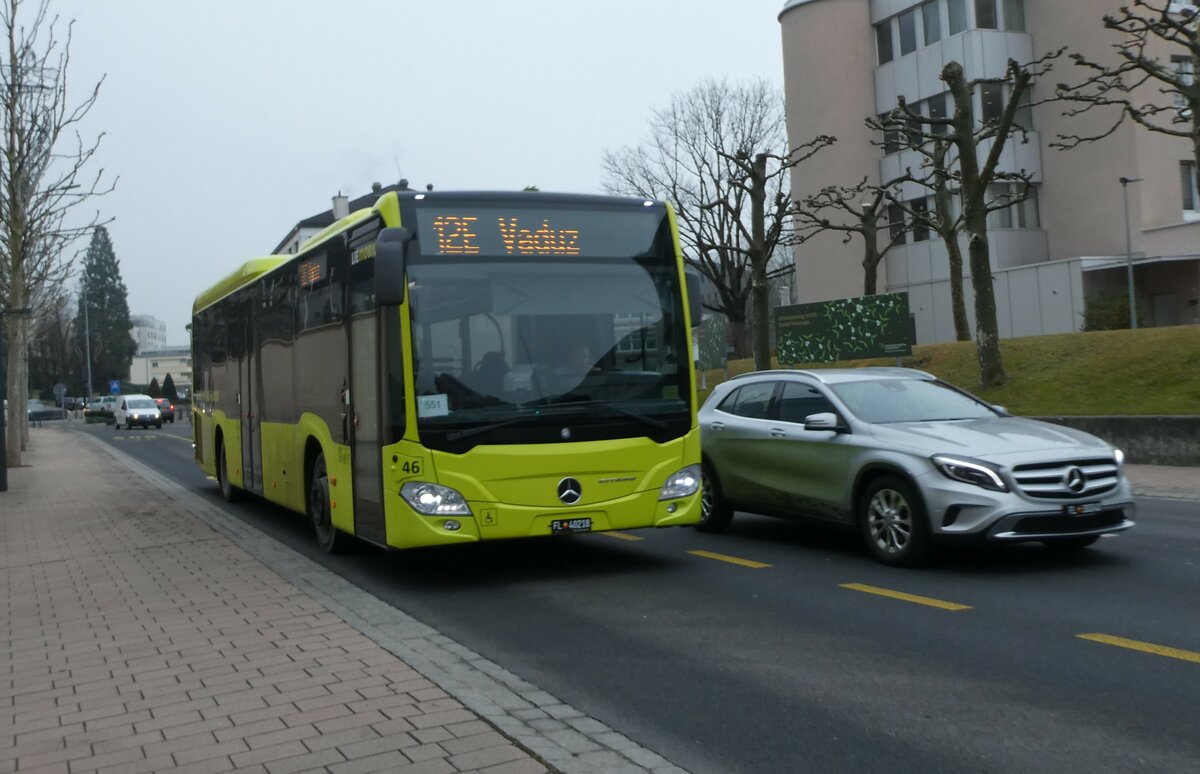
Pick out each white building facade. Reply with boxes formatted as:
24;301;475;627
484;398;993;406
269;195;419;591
128;347;192;396
129;314;168;353
780;0;1200;343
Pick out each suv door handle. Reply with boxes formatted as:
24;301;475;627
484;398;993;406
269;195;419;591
710;421;726;431
769;428;787;438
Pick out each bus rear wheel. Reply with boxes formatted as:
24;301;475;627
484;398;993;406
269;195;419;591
216;438;242;503
309;452;347;553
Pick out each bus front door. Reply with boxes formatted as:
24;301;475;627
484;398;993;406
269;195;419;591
349;310;386;544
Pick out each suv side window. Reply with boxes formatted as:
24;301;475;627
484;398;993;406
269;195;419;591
777;381;836;424
717;381;777;419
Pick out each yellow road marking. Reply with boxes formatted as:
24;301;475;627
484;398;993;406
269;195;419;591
1077;633;1200;664
601;531;644;542
688;550;771;569
840;583;972;611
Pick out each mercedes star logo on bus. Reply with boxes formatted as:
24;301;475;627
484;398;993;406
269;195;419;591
557;477;582;504
1063;466;1087;493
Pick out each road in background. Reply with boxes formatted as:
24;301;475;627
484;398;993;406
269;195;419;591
84;421;1200;774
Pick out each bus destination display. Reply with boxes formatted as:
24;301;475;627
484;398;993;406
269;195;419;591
414;206;661;259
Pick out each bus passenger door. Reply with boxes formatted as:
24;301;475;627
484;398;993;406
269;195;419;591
239;294;261;493
349;306;386;544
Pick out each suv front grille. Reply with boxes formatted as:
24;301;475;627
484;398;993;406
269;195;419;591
1011;458;1120;499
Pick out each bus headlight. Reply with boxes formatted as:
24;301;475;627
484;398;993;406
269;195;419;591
659;464;700;501
401;482;472;516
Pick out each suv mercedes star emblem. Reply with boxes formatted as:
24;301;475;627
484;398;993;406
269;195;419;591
557;477;582;504
1063;466;1087;493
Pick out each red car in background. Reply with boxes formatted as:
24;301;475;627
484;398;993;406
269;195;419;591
154;398;176;423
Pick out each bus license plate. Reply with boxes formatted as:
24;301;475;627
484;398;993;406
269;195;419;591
551;517;592;534
1064;502;1101;516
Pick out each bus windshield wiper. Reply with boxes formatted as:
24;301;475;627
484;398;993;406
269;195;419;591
445;415;533;442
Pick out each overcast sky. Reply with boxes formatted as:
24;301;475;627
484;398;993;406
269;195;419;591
47;0;789;344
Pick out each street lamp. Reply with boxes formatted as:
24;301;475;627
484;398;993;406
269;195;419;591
1119;176;1143;329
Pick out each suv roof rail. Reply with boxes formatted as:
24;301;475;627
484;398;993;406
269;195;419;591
727;366;935;384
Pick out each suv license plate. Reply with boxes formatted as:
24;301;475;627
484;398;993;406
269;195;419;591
551;517;592;534
1064;502;1102;516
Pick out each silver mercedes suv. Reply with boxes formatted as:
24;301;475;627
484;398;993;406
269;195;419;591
698;368;1135;566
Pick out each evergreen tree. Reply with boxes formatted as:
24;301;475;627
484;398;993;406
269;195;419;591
162;373;179;403
147;377;161;398
73;227;136;396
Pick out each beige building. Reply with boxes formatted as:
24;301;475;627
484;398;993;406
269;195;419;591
780;0;1200;343
128;347;192;397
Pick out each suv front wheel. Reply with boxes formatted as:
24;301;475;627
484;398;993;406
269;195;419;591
859;476;934;567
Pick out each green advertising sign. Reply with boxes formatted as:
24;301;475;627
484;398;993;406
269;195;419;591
775;293;911;364
697;313;728;371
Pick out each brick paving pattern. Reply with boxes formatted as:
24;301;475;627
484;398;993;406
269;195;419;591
0;430;548;774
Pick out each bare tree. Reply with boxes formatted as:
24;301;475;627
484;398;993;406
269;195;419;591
1054;0;1200;196
602;78;833;366
792;173;913;297
0;0;112;464
883;56;1055;388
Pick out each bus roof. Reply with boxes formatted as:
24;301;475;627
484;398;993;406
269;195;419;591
192;190;668;316
192;256;289;315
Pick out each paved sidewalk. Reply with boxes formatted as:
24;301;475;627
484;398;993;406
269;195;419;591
0;430;551;774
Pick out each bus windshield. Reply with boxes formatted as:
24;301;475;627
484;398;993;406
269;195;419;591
407;204;690;452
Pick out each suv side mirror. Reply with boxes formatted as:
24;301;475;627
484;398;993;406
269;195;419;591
804;412;842;432
375;227;412;306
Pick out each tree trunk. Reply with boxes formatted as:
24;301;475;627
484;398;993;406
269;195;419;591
749;154;772;371
966;228;1005;388
862;213;880;295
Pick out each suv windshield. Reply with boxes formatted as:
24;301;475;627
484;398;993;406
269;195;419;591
127;398;156;409
830;379;996;423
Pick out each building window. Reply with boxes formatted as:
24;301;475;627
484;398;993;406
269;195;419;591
980;82;1005;123
926;92;948;135
910;198;931;242
888;203;907;245
1003;0;1026;31
880;112;902;154
898;8;918;55
986;184;1039;228
921;1;942;44
975;0;998;29
1182;161;1198;211
876;21;894;64
948;0;968;34
1014;88;1033;130
1173;55;1194;112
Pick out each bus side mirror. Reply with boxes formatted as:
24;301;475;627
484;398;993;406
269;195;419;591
375;227;411;306
685;266;703;328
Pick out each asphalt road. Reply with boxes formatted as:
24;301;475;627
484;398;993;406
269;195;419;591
87;420;1200;774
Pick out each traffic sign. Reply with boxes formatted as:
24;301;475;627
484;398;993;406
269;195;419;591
109;380;120;394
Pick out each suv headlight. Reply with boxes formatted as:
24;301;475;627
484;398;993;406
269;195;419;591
1114;448;1125;468
931;454;1008;492
401;482;471;516
659;464;701;500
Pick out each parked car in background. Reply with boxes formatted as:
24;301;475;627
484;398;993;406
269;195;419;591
154;398;176;423
89;395;118;419
698;368;1135;567
113;394;162;430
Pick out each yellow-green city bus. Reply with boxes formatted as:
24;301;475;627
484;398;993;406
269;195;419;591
192;190;704;552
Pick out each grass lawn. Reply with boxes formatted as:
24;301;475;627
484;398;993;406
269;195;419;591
699;325;1200;416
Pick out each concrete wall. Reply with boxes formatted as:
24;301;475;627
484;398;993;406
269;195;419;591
1037;416;1200;466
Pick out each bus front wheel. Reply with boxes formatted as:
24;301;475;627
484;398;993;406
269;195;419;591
309;452;348;553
